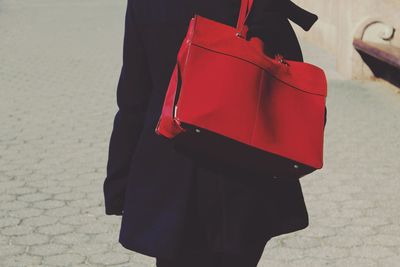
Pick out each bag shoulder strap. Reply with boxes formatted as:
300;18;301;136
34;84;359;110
236;0;254;38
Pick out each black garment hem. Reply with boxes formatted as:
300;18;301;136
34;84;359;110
118;219;309;260
119;236;159;259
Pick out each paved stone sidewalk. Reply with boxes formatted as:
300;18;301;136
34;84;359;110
0;0;399;266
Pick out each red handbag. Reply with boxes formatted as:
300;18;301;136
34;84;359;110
155;0;327;179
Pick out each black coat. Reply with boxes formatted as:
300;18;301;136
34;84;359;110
103;0;321;260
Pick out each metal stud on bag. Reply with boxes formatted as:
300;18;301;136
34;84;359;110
275;54;290;66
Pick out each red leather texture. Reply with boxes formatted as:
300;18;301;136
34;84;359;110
155;0;327;171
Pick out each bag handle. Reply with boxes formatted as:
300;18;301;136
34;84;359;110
236;0;254;38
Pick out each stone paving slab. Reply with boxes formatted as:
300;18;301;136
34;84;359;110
1;0;399;266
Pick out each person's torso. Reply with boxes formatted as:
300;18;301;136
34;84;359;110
132;0;239;25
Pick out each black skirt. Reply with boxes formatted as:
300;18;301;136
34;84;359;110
177;155;309;255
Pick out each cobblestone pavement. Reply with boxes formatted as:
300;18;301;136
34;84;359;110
1;0;399;266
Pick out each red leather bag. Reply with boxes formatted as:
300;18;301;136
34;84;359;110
155;0;327;179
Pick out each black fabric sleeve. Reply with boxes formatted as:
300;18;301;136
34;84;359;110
103;0;153;216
